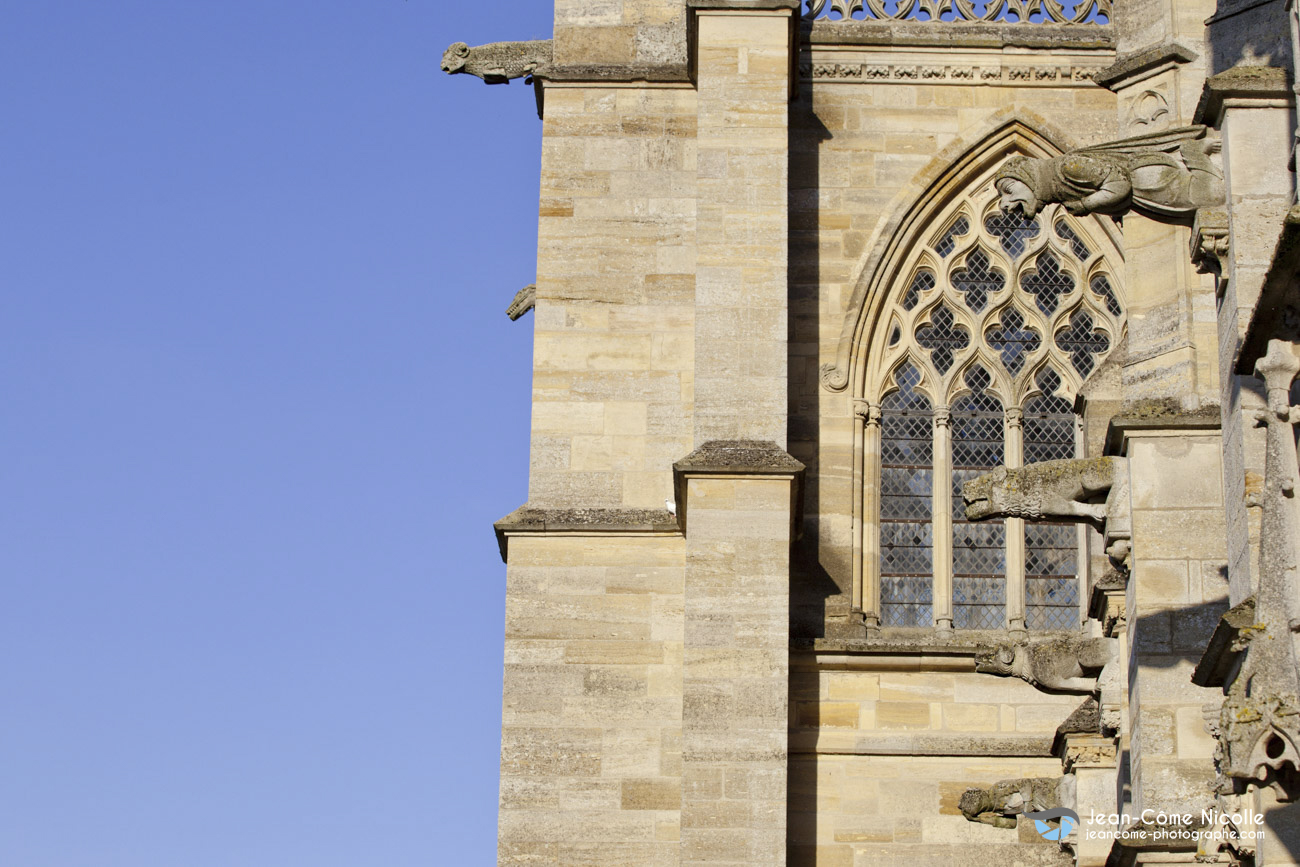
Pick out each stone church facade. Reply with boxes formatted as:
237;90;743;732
446;1;1300;864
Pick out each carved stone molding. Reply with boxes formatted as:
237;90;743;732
1192;209;1231;278
799;60;1106;86
803;0;1111;25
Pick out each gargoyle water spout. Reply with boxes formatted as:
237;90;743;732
994;126;1224;221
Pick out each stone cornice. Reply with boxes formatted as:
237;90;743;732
1103;406;1222;455
675;440;806;474
492;506;681;562
1092;40;1198;91
687;0;801;9
805;19;1116;50
1194;64;1293;125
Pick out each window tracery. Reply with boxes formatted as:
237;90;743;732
866;174;1123;631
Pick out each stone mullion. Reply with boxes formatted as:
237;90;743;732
1004;407;1026;632
856;401;882;630
932;407;954;629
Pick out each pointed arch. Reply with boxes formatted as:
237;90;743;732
846;110;1128;632
820;109;1124;396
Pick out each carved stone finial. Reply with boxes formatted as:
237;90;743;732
962;457;1127;527
441;39;553;85
506;284;536;321
1255;339;1300;417
993;125;1224;221
975;636;1116;694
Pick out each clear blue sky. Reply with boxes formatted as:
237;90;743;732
2;3;552;863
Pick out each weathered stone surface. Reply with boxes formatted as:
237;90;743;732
994;126;1224;221
441;39;553;84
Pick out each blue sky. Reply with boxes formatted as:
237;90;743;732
2;3;552;863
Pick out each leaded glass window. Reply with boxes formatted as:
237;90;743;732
1024;368;1080;630
880;362;933;627
867;168;1124;632
951;366;1006;629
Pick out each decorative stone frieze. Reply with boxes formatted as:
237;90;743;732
798;60;1107;85
803;0;1111;25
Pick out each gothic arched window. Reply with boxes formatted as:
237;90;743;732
867;173;1123;632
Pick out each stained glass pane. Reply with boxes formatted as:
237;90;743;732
880;362;934;628
1055;220;1092;261
951;365;1005;629
1024;367;1079;630
1090;274;1122;317
915;303;969;376
952;248;1004;313
985;307;1041;377
936;216;971;258
1055;310;1111;378
902;270;936;311
1021;252;1074;316
985;210;1040;259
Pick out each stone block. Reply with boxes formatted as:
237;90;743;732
622;778;682;811
876;701;934;730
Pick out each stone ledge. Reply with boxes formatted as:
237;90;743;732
537;63;692;83
1194;63;1293;124
1191;596;1255;688
1105;818;1204;867
492;505;681;562
791;730;1057;757
674;439;806;474
688;0;801;9
804;19;1115;50
793;630;1081;671
673;440;805;537
1092;40;1197;91
1104;405;1222;455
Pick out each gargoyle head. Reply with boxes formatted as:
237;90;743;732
963;466;1008;521
975;643;1019;676
994;156;1046;219
441;42;471;75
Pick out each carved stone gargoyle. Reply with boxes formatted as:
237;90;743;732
962;456;1129;531
506;284;536;321
441;39;553;84
960;777;1070;829
975;636;1116;694
994;125;1224;221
